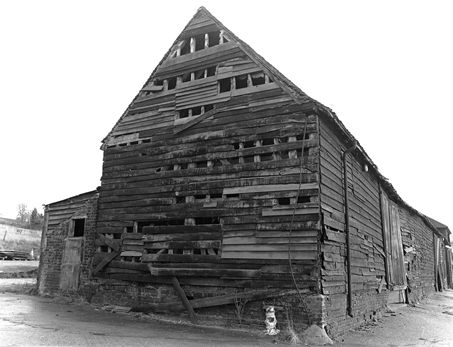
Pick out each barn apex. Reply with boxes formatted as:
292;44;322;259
38;7;452;338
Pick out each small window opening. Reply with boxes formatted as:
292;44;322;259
196;161;207;168
210;193;223;200
219;78;231;93
182;72;191;82
279;137;289;143
229;157;239;164
107;145;116;149
235;74;248;89
208;31;220;47
126;226;134;233
193;249;202;255
100;245;109;252
173;249;184;255
225;193;239;199
251;72;265;86
167;77;177;90
73;218;85;237
119;143;127;147
194;194;206;201
176;196;185;204
296;148;310;157
278;197;291;205
260;153;273;162
155;167;162;173
297;196;311;204
233;143;240;150
192;106;202;116
262;138;274;146
280;151;289;159
194;68;205;80
179;109;190;119
130;141;138;145
151;219;185;226
204;104;214;112
296;133;310;141
140;152;148;157
194;34;205;51
243;140;255;148
180;163;188;170
154;79;164;86
206;66;216;77
142;139;151;143
180;40;190;55
113;233;121;239
195;217;220;225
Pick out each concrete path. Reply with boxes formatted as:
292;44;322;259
0;289;452;346
0;293;277;346
337;289;453;346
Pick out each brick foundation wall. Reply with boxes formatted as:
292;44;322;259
324;290;389;337
75;277;323;333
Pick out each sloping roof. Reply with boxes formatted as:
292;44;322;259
46;189;99;207
102;7;448;236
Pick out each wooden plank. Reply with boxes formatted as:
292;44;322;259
262;207;319;217
130;289;300;314
146;240;221;250
221;251;317;260
148;265;260;278
143;232;222;243
142;225;221;235
171;277;197;322
223;183;318;195
173;107;216;134
92;252;119;275
142;254;220;263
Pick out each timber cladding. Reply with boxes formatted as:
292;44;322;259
38;191;98;295
94;7;323;296
37;6;451;338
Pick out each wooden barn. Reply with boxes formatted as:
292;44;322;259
38;7;452;337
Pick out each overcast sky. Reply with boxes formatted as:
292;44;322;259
0;1;451;229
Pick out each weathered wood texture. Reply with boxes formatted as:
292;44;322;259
318;119;386;297
95;15;322;291
39;191;99;295
399;207;436;302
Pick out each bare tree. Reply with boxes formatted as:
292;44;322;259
16;203;30;224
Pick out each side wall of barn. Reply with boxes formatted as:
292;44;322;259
37;191;98;295
318;118;389;336
398;207;436;302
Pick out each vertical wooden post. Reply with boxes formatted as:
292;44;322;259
247;74;252;87
219;30;224;44
204;33;209;48
171;277;197;322
190;37;196;53
239;142;244;164
254;140;261;162
288;136;297;159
